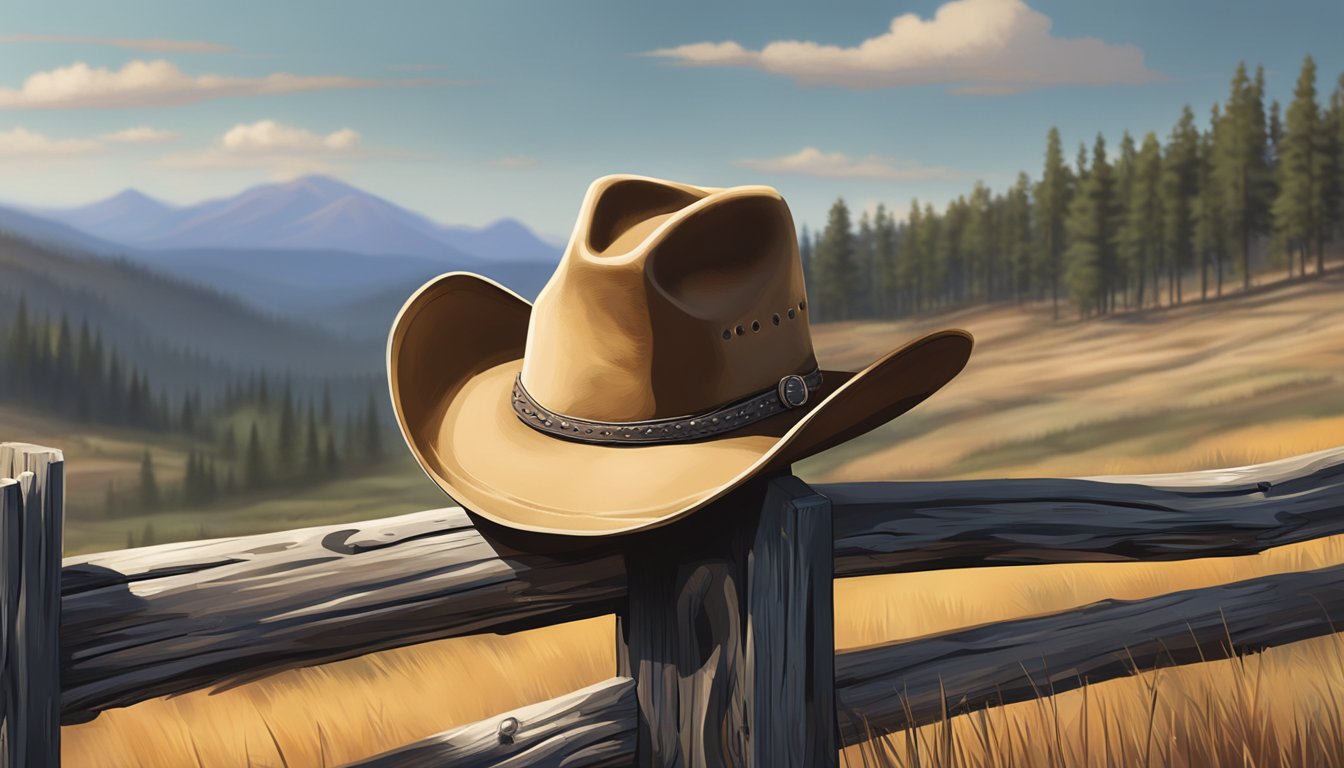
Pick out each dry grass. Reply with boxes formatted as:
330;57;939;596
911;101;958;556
63;273;1344;767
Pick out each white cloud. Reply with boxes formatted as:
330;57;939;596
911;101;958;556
99;125;177;144
0;34;233;54
0;59;432;110
0;126;101;157
492;154;537;169
160;119;363;174
737;147;958;181
219;120;359;153
647;0;1161;94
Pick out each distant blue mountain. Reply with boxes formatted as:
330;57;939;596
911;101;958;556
33;175;561;264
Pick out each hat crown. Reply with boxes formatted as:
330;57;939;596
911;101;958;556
520;175;816;422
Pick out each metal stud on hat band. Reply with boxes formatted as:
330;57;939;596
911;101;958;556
512;368;824;445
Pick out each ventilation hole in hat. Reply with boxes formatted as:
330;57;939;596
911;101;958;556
787;308;797;320
722;329;732;340
772;314;781;326
799;300;807;311
735;325;745;336
751;320;761;332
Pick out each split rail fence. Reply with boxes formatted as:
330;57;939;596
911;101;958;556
3;440;1344;766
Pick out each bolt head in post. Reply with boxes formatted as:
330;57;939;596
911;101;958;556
497;716;519;743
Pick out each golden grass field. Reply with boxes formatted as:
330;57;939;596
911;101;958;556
53;266;1344;766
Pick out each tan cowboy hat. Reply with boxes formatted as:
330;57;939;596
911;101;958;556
388;174;972;536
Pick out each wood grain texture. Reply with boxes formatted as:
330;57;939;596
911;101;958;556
1;478;21;768
617;476;836;768
347;676;637;768
60;506;625;723
55;446;1344;729
1;443;65;768
747;476;835;768
827;444;1344;577
834;561;1344;745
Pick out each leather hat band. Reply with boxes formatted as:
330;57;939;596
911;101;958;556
511;368;824;445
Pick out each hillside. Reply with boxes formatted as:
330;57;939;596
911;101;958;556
798;265;1344;484
0;230;372;379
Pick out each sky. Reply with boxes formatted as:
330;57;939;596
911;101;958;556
2;0;1343;241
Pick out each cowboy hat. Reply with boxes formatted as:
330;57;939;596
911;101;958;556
388;174;972;536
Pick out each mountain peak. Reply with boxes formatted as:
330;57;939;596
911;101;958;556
105;188;172;208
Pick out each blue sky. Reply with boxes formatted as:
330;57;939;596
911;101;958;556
2;0;1342;240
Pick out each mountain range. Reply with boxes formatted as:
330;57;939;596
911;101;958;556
31;175;560;264
0;175;561;347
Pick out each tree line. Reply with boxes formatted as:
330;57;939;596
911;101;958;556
803;56;1344;322
1;295;389;518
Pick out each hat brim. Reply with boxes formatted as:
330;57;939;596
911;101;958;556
388;272;973;536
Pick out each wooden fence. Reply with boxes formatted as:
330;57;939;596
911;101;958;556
4;440;1344;766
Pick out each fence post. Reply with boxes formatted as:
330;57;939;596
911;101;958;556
617;474;836;767
1;443;65;768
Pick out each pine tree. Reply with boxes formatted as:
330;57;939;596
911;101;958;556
1036;127;1071;319
6;294;31;394
363;393;383;462
1065;135;1119;315
138;449;160;512
854;211;875;317
245;421;267;489
1324;74;1344;251
321;383;334;427
53;314;74;408
813;198;857;321
323;430;340;477
1162;106;1201;304
799;225;814;290
1215;62;1273;290
1195;108;1226;300
1114;132;1139;304
903;200;924;312
1272;55;1329;276
1004;173;1033;301
964;183;992;302
304;404;322;480
872;204;899;316
220;424;238;461
277;381;297;475
1121;133;1165;308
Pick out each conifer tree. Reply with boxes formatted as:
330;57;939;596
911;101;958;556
1215;63;1273;289
872;204;899;316
304;404;322;480
1036;127;1071;319
138;449;160;511
813;198;857;321
245;421;267;489
1273;55;1329;275
277;381;297;474
363;393;383;462
1121;132;1165;308
1195;108;1226;299
1065;135;1119;315
1162;106;1201;303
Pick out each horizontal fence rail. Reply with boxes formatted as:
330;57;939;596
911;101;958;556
834;560;1344;743
60;508;626;723
59;446;1344;723
360;561;1344;764
347;677;637;768
827;445;1344;576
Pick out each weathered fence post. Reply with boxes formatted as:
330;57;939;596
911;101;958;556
617;474;835;767
1;443;65;768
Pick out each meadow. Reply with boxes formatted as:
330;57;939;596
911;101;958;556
46;264;1344;766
